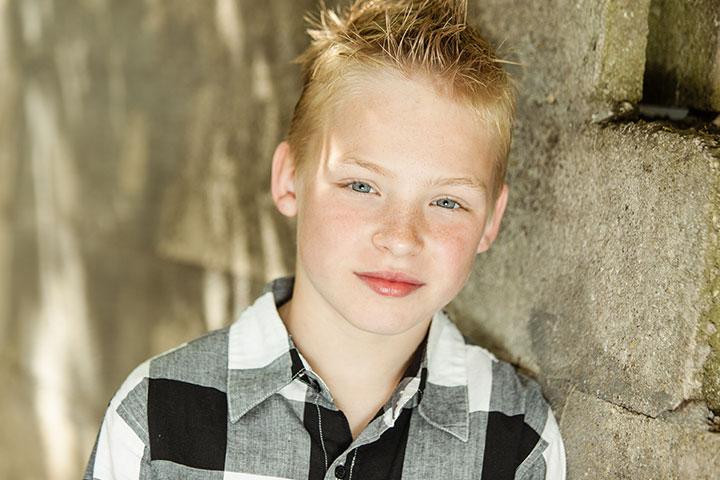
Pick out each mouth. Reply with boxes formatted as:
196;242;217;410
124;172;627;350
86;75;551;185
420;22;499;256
354;271;425;298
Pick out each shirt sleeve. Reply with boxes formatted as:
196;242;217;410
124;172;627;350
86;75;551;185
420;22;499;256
84;362;152;480
515;406;566;480
539;409;566;480
509;370;567;480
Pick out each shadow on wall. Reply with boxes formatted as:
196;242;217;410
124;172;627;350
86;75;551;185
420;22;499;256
1;0;321;478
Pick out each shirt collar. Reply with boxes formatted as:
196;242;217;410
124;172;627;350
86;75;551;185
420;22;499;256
418;307;471;442
227;277;297;423
226;276;470;442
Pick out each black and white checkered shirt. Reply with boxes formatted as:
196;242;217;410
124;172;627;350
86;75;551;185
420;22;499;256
85;276;565;479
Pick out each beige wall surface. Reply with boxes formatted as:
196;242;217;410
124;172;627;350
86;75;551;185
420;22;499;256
1;0;719;478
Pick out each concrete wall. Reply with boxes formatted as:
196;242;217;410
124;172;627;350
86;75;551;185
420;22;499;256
451;0;720;477
1;1;311;478
1;0;718;478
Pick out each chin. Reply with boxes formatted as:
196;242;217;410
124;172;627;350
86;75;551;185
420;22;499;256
343;306;427;337
350;321;415;337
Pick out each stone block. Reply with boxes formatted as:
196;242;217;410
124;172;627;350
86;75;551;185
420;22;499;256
594;0;652;103
644;0;720;111
452;122;719;417
560;390;720;479
470;0;650;120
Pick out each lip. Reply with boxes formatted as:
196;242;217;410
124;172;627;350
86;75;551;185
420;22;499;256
354;271;425;298
355;271;424;285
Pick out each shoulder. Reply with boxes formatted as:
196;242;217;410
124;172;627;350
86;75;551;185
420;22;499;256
86;329;232;477
148;327;230;389
462;338;550;427
465;342;546;416
461;337;566;479
109;327;231;412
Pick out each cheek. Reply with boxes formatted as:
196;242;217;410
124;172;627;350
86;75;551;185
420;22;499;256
298;190;365;257
429;222;481;277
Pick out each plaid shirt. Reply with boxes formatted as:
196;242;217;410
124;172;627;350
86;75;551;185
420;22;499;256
85;276;565;480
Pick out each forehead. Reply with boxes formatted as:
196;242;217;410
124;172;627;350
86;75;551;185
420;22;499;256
319;68;495;178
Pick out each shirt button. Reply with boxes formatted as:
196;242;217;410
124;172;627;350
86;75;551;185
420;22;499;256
334;464;347;479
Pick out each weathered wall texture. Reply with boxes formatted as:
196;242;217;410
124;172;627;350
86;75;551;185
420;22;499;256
1;0;718;479
449;0;720;477
1;1;312;478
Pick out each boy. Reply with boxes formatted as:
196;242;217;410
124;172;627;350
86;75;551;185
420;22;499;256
85;0;566;479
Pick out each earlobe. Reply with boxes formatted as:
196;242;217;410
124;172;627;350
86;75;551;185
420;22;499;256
270;141;299;218
476;183;509;254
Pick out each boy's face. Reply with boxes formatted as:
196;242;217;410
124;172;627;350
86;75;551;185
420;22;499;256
272;69;508;338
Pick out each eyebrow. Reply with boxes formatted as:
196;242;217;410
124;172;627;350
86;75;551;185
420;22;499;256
339;156;487;193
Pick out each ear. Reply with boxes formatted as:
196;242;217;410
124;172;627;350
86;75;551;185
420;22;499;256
476;183;509;254
271;140;299;218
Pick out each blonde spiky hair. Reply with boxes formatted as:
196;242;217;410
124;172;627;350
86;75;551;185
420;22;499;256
287;0;517;206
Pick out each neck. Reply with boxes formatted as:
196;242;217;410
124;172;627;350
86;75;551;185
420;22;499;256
277;274;430;437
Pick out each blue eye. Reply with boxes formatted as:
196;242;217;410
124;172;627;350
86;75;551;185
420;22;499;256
348;181;374;194
434;198;462;210
344;181;463;211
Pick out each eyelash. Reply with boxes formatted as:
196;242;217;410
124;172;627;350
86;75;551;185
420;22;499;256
342;180;466;211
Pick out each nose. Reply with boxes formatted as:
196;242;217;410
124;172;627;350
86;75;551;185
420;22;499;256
372;208;424;257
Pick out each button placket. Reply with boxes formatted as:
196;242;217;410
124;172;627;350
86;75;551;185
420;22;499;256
330;449;357;480
346;449;358;480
